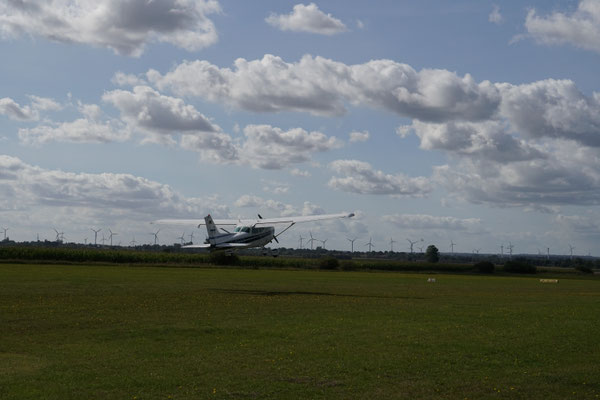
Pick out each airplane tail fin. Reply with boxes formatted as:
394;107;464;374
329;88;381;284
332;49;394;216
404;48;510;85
205;214;219;245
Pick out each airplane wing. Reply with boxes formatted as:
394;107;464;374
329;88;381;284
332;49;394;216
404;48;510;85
155;212;354;227
153;218;239;227
152;219;204;226
253;212;355;225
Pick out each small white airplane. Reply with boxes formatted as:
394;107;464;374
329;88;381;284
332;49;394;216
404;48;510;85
154;212;354;251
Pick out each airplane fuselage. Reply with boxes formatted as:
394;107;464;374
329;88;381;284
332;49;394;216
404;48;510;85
206;225;275;248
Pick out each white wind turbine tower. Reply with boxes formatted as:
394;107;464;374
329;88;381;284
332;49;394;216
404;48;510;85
319;238;328;249
507;242;514;258
189;231;195;244
389;238;397;252
450;240;456;254
108;229;118;246
100;234;107;246
298;235;305;249
91;228;101;246
150;229;160;245
365;237;375;252
347;237;357;253
130;236;137;247
308;232;317;250
178;231;186;245
569;244;575;260
2;227;8;240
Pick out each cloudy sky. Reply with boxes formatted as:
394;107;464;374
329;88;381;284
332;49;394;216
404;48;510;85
2;0;600;255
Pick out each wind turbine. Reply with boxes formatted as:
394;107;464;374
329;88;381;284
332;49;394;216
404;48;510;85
500;244;504;256
91;228;101;246
308;232;317;250
177;231;186;245
100;234;107;246
347;237;357;252
389;238;397;252
130;236;137;247
298;235;305;249
53;228;64;243
407;238;423;253
150;229;160;245
2;227;8;240
365;237;375;252
108;229;118;246
569;244;575;259
450;240;456;253
507;242;514;258
189;231;195;244
319;238;328;249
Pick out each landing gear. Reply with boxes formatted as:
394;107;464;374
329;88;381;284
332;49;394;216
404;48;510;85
261;247;279;257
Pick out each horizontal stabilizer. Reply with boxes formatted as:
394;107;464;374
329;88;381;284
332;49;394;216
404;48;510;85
181;243;249;249
181;243;211;249
215;243;250;248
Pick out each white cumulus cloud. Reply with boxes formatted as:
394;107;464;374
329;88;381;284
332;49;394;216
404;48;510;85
0;96;61;121
349;130;370;142
525;0;600;54
241;124;342;169
148;54;501;120
102;86;220;143
489;5;503;25
266;3;347;35
383;214;483;233
0;154;229;219
328;160;432;196
0;0;221;56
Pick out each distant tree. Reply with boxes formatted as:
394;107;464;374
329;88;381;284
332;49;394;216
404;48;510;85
319;256;339;270
474;261;495;273
504;259;536;274
425;245;439;263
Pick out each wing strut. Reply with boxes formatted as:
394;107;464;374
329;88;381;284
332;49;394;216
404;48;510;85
275;222;295;240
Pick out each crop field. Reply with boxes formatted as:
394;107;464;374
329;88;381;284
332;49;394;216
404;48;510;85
1;264;599;399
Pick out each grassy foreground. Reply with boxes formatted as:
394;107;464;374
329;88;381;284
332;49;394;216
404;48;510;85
1;264;598;399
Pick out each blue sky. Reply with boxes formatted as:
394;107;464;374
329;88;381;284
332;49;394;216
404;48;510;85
1;0;600;256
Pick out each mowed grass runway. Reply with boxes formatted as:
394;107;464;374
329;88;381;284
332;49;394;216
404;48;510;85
1;264;598;399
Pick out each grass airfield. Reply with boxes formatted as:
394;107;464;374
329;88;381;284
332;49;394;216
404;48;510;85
1;264;599;399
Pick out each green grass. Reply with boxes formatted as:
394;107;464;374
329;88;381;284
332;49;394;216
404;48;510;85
1;264;598;399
